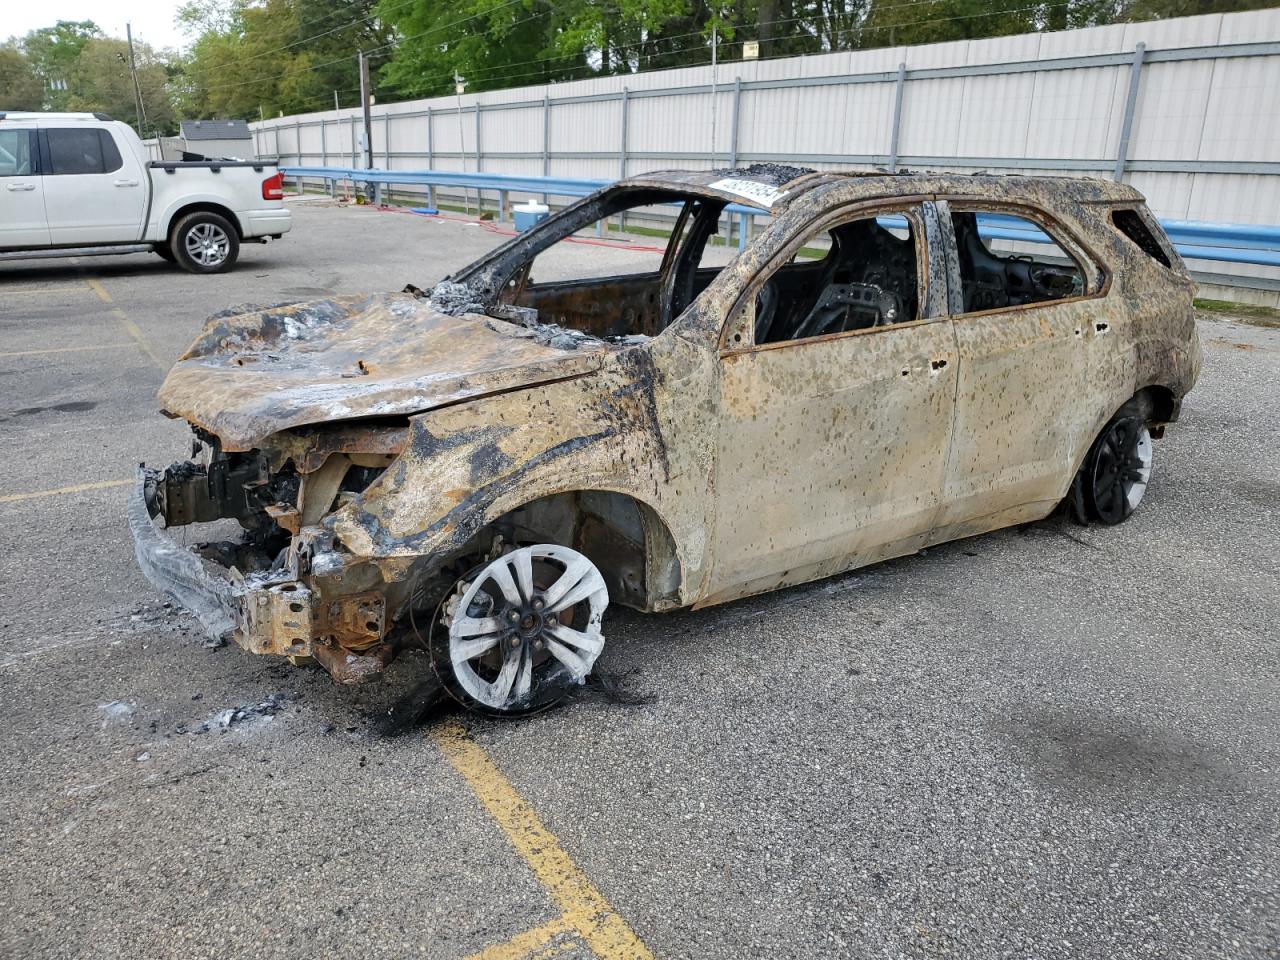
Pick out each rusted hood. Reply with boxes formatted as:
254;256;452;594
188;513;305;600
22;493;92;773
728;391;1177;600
158;292;605;450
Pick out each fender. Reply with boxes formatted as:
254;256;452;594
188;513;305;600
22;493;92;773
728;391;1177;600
329;339;718;605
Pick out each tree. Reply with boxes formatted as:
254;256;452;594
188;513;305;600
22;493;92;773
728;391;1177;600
0;45;44;109
70;37;177;135
21;21;102;110
178;0;394;119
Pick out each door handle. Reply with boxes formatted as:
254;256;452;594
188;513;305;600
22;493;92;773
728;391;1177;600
6;182;36;191
114;178;140;187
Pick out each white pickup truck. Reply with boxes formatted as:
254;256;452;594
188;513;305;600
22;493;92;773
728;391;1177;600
0;112;291;273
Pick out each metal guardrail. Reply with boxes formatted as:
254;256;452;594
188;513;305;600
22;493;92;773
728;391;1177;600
280;166;1280;267
282;165;761;247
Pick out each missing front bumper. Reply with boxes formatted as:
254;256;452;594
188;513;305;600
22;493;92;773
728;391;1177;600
128;467;314;656
129;467;391;677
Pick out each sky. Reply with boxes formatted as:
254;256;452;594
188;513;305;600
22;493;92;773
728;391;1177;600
6;0;190;53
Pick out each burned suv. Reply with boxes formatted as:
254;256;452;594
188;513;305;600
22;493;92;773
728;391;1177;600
131;167;1200;714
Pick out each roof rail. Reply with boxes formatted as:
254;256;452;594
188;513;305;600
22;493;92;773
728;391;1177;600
93;113;113;121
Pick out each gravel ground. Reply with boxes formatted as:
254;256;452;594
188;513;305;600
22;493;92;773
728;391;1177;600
0;200;1276;959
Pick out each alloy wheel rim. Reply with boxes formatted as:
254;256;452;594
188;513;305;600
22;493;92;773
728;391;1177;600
447;545;607;711
185;222;230;266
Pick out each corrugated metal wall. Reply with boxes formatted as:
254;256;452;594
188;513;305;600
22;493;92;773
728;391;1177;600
250;7;1280;295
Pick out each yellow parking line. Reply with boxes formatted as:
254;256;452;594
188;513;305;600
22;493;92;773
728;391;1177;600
464;916;573;960
433;720;654;960
85;279;167;371
0;479;132;504
0;343;135;359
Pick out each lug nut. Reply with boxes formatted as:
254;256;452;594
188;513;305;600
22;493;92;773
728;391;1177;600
532;597;544;611
509;636;521;649
508;610;520;623
546;615;557;627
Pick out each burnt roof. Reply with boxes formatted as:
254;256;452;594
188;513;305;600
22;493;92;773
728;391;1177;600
618;167;1144;211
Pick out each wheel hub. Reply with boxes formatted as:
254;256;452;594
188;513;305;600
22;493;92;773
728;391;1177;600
440;544;609;714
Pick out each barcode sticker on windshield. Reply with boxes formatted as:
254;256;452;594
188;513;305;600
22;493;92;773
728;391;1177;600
708;177;785;207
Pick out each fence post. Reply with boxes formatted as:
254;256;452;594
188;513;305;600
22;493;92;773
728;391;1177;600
321;120;333;196
426;106;436;210
618;87;630;180
729;76;742;168
618;88;630;232
294;120;302;191
382;113;391;205
475;103;483;215
888;61;906;172
542;92;551;205
1114;42;1147;181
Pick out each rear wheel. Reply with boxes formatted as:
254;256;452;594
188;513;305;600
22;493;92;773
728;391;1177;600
1082;412;1153;525
171;211;239;273
432;544;608;716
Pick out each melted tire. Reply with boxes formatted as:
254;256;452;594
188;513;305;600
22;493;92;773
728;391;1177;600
1082;410;1154;526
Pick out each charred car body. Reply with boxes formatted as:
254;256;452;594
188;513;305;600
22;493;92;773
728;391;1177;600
131;167;1200;713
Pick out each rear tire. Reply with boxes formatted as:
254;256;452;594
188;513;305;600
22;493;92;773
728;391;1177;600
1080;403;1154;525
170;211;239;274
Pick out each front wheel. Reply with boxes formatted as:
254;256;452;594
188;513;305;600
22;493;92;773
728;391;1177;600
432;544;609;716
171;211;240;273
1082;414;1153;525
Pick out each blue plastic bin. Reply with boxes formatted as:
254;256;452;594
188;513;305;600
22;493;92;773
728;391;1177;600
513;202;550;232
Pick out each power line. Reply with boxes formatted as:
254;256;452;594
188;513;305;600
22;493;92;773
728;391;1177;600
225;0;421;69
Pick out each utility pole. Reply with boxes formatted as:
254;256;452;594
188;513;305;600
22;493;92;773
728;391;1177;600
454;73;471;215
333;90;339;111
358;50;375;202
358;51;373;168
125;23;147;140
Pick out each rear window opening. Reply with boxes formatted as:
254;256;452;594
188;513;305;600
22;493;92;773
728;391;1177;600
1111;208;1173;268
950;211;1087;312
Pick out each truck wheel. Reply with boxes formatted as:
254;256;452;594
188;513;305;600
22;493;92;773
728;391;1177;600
171;211;239;273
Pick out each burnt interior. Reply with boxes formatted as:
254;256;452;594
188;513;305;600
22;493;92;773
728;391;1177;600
756;216;921;344
491;189;730;339
951;212;1083;311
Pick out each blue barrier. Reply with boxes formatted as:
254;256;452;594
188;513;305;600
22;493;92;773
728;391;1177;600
283;165;759;247
281;166;1280;267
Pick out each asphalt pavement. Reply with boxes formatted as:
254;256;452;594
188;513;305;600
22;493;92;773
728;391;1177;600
0;199;1276;960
